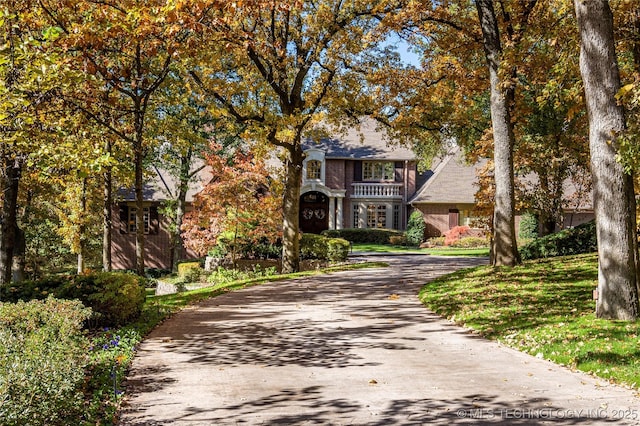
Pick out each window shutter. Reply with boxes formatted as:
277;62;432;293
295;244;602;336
149;205;159;235
354;161;362;181
119;205;128;234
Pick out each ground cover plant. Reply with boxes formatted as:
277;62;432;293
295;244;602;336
419;253;640;389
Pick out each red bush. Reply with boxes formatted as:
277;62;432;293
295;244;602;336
444;225;471;246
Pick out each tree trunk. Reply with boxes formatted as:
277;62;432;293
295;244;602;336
135;145;145;276
171;153;191;272
11;226;25;283
103;140;113;272
574;0;639;320
77;177;87;275
281;144;303;274
475;0;521;267
0;156;21;288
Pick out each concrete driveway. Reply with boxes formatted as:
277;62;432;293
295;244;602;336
118;254;639;425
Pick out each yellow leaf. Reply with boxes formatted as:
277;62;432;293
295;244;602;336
615;83;635;100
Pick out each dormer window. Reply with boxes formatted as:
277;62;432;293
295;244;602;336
307;160;322;180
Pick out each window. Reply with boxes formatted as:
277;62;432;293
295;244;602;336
362;161;394;181
393;204;401;230
353;204;361;228
306;160;321;180
367;204;387;228
128;207;150;234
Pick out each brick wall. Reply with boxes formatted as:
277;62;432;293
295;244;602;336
325;159;345;190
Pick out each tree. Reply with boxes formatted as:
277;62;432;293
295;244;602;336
574;0;639;320
474;0;536;266
192;0;404;273
0;2;62;286
150;72;239;271
181;143;281;265
39;0;200;275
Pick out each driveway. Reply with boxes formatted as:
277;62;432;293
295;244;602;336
119;255;639;425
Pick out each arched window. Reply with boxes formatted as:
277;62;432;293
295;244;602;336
306;160;321;180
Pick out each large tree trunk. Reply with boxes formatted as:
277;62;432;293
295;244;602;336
281;144;303;274
574;0;639;320
0;156;21;288
475;0;521;267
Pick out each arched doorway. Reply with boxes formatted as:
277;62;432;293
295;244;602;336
300;191;329;234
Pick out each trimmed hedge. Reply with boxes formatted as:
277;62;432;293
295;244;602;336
322;228;403;244
520;220;597;260
4;272;146;327
300;234;350;261
0;298;90;425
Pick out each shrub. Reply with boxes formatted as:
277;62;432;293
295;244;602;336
5;272;146;328
519;212;539;240
0;297;91;426
389;235;408;245
59;273;146;327
300;234;349;261
322;228;403;244
177;262;203;282
405;211;426;246
450;236;489;248
425;236;446;247
326;237;350;261
520;220;597;260
444;225;471;246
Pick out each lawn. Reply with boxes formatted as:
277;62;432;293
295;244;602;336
419;253;640;390
351;243;490;257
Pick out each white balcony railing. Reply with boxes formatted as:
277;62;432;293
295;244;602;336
351;183;403;198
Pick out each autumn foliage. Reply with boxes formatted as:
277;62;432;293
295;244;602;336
181;144;282;260
443;225;472;246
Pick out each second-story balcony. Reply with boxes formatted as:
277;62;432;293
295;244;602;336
351;183;403;199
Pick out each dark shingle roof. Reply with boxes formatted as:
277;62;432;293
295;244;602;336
302;120;415;161
117;163;212;203
410;149;481;204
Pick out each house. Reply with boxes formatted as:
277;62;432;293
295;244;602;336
111;123;594;270
111;122;421;270
410;148;594;237
111;166;211;271
299;120;419;233
409;148;483;237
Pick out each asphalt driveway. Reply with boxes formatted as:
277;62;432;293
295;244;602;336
118;254;639;425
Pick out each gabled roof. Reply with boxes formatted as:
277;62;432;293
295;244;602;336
302;119;415;161
410;148;481;204
117;162;213;203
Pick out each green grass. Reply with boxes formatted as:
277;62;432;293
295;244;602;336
422;247;490;257
419;253;640;389
351;243;425;253
351;243;489;257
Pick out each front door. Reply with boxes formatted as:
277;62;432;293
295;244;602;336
300;191;329;234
